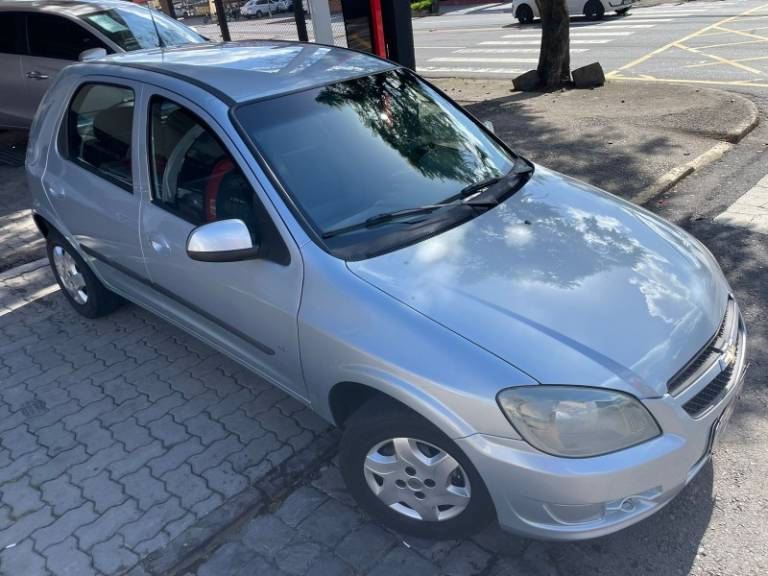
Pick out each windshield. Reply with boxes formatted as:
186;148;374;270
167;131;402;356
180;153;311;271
81;7;205;51
235;68;518;258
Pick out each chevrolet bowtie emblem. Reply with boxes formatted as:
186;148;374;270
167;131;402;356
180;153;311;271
719;342;737;371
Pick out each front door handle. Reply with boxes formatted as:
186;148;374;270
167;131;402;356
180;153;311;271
26;71;49;80
148;234;171;255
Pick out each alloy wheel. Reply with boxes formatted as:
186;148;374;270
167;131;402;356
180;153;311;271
52;245;88;305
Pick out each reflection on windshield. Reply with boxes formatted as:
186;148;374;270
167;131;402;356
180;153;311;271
83;7;204;51
236;68;515;237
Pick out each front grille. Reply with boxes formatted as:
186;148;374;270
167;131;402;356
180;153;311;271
682;337;739;417
667;300;735;396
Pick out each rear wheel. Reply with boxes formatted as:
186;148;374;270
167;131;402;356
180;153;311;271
47;233;122;319
340;398;495;539
516;4;534;24
584;0;605;20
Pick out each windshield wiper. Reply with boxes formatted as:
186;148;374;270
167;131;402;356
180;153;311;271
322;204;454;239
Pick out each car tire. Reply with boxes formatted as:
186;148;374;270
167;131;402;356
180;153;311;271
584;0;605;20
516;4;534;24
256;10;263;17
340;398;496;540
616;7;630;15
47;233;122;319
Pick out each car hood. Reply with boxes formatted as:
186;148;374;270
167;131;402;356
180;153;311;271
347;166;729;398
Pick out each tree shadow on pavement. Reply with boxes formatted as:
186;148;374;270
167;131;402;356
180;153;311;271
463;92;686;201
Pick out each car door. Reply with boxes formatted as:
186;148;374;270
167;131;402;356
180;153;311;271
21;12;111;123
0;11;27;128
138;90;307;399
43;79;149;292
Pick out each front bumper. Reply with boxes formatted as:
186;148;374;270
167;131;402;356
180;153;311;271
460;311;747;541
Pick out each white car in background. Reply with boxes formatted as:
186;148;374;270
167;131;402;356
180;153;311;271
511;0;634;24
240;0;288;18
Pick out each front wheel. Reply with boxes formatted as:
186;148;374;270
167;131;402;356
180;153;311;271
47;233;122;319
340;399;495;539
584;0;605;20
516;4;534;24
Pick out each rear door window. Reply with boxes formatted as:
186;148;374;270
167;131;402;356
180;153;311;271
0;12;24;54
27;13;108;60
64;83;135;190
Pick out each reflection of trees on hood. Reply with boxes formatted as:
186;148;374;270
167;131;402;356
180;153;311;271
315;70;497;185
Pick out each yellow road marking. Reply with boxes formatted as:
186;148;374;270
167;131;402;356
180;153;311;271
684;55;768;69
713;24;768;41
609;74;768;89
693;39;768;50
671;42;764;75
610;1;768;74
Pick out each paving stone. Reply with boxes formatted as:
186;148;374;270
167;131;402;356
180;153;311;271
441;541;493;576
73;420;113;455
33;502;97;551
133;374;173;403
403;537;460;563
149;415;187;448
275;486;327;528
0;538;47;576
163;511;196;541
1;423;39;458
368;546;442;576
241;514;294;558
208;389;255;420
197;541;260;576
69;444;129;484
163;463;213;510
311;465;357;507
228;434;281;475
102;377;141;405
0;447;48;485
257;409;301;439
306;553;354;576
186;412;228;446
123;467;170;511
1;476;43;518
40;476;83;515
28;446;88;486
134;531;170;558
169;391;220;423
148;437;204;477
134;393;187;426
0;506;54;549
191;492;224;519
109;440;164;479
275;541;323;576
198;370;241;399
336;523;396;571
297;499;362;547
189;435;243;474
120;496;185;549
202;461;248;499
293;408;330;435
110;418;152;452
91;533;138;574
267;444;294;469
165;373;207;400
37;422;76;457
75;499;142;550
62;397;115;431
44;536;97;576
472;526;529;557
219;410;267;445
99;396;151;428
81;470;125;514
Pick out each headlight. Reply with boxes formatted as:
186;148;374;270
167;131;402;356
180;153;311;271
497;386;661;458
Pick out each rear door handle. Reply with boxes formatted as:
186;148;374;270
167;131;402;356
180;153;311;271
26;71;49;80
47;186;65;198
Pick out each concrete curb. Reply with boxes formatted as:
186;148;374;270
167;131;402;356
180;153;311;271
630;141;734;206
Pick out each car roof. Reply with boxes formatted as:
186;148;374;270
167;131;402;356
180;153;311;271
0;0;145;12
96;41;397;104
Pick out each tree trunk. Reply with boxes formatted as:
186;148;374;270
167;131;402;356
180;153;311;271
535;0;571;90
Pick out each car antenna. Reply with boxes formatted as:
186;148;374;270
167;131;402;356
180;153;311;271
146;3;165;48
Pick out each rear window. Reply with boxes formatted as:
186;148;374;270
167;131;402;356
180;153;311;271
0;12;23;54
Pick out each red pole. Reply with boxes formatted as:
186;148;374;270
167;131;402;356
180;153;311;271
369;0;386;58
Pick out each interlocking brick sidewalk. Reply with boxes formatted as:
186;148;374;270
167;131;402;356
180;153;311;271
0;262;333;576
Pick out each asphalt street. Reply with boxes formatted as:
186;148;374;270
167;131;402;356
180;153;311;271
414;0;768;93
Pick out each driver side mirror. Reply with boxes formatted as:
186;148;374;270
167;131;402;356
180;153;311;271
79;48;108;62
186;219;260;262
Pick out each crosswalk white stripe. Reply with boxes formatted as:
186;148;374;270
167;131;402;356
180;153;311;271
429;56;539;63
418;66;524;75
498;38;612;43
573;24;656;28
612;18;673;22
457;48;591;53
491;31;633;37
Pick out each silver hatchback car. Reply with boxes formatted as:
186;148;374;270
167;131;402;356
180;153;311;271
27;42;747;541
